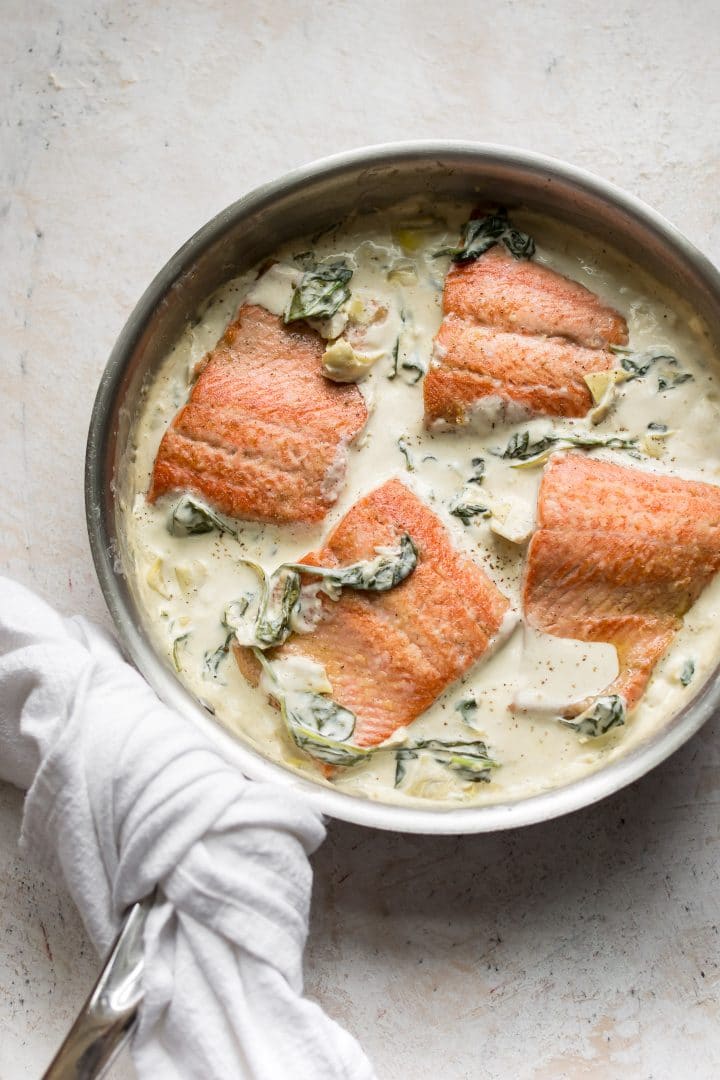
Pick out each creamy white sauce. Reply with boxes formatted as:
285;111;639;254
118;202;720;810
514;630;619;713
245;261;300;316
262;656;332;697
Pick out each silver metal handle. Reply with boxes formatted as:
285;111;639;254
42;895;152;1079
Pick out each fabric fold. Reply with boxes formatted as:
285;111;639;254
0;576;376;1080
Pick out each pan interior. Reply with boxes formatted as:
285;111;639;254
86;144;720;833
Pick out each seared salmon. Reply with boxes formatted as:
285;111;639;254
236;479;512;747
424;245;628;428
443;246;628;348
149;304;368;524
425;317;615;427
523;454;720;711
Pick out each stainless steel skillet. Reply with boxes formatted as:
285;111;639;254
85;141;720;836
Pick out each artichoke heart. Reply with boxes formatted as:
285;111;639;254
583;368;629;424
321;338;381;383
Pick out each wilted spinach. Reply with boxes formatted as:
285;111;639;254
285;262;353;323
561;695;626;738
450;501;491;526
284;534;418;594
454;696;479;723
397;437;415;471
171;632;190;672
251;647;366;767
226;537;418;650
468;457;486;484
394;738;498;786
436;209;535;263
497;429;638;468
169;494;234;538
202;632;235;680
617;349;693;393
679;659;695;687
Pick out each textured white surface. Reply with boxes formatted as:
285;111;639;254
2;1;720;1076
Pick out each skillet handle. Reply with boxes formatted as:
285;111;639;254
41;896;152;1080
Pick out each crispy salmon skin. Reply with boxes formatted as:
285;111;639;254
149;304;368;524
235;479;512;748
424;244;628;429
523;454;720;712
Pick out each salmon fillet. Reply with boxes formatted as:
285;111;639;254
443;246;629;348
424;244;628;429
236;479;512;748
149;304;368;524
523;454;720;711
424;316;616;427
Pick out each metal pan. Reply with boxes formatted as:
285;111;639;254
85;141;720;834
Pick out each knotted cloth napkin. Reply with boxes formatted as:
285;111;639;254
0;576;376;1080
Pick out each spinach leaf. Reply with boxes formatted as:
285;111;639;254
394;748;418;786
283;690;356;741
253;647;365;767
501;430;557;461
395;738;498;785
657;361;694;392
223;595;250;627
387;310;426;384
399;354;427;384
503;227;536;258
290;725;370;767
171;632;190;672
679;659;695;687
169;494;233;538
255;566;302;648
436;209;535;263
293;251;316;270
619;351;669;378
202;632;235;680
468;457;486;484
454;696;478;722
397;436;415;471
450;501;491;526
284;534;418;594
387;336;400;380
497;429;638;468
561;695;625;738
227;537;418;651
223;558;288;649
285;262;353;323
223;560;297;651
619;350;693;393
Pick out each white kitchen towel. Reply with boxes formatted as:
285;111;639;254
0;576;376;1080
